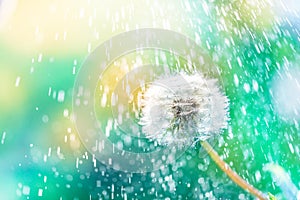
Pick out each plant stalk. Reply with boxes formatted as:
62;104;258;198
200;140;268;200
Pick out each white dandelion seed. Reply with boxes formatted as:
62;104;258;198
139;71;268;200
139;72;229;148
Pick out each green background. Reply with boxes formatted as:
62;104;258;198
0;0;299;199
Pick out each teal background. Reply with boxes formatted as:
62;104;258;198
0;0;299;199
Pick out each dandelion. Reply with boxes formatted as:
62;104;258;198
140;72;229;148
139;71;268;200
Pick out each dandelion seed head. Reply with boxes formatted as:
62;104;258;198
139;72;229;148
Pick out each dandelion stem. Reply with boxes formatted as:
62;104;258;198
200;140;268;200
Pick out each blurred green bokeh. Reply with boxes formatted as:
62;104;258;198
0;0;299;199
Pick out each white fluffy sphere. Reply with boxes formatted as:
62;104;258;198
139;72;229;148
